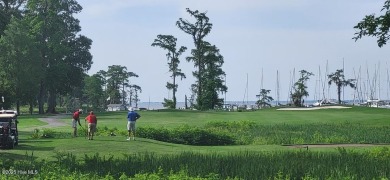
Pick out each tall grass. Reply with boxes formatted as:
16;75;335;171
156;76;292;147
205;120;390;145
2;148;389;179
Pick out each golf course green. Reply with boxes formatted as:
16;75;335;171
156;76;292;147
1;106;389;179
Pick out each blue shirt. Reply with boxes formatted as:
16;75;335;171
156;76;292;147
127;111;140;122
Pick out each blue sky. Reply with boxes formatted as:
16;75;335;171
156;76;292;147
76;0;390;104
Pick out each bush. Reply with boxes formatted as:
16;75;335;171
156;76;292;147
169;125;234;145
138;127;170;141
137;126;236;146
31;128;59;139
95;126;121;136
31;129;41;139
41;128;56;138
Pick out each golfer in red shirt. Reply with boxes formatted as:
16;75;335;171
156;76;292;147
85;111;97;140
72;109;82;137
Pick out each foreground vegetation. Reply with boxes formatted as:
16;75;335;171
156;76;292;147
1;106;390;179
1;147;390;179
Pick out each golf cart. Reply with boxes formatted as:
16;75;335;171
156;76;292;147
0;111;18;149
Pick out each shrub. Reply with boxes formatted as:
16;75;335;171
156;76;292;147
137;126;236;146
368;147;390;160
169;125;235;145
138;127;170;141
31;128;58;139
31;129;41;139
41;128;56;138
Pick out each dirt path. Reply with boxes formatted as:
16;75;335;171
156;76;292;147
39;114;69;128
23;114;70;131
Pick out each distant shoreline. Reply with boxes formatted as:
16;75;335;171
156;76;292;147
137;100;366;110
277;106;352;111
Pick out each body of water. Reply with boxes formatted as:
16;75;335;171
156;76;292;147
136;100;362;110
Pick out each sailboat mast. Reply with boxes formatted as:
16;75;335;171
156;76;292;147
224;74;227;105
366;62;371;100
276;70;280;106
247;73;249;104
287;71;291;103
325;60;329;100
287;68;296;104
342;58;345;102
353;68;357;105
387;64;390;100
243;73;249;105
261;68;263;90
358;66;362;103
315;65;321;101
378;61;381;100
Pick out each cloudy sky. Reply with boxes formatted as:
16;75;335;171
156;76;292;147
76;0;390;104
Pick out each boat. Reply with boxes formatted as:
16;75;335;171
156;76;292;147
312;98;338;107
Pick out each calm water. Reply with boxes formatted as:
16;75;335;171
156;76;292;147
136;100;358;110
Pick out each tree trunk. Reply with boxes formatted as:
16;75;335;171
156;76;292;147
195;40;203;110
337;85;342;104
29;101;33;115
46;91;56;113
129;91;133;107
16;100;20;115
135;91;138;107
197;63;203;110
185;95;188;109
38;80;45;114
173;76;176;109
122;84;125;105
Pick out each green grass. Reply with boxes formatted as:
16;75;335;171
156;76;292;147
4;106;388;160
10;130;284;161
50;106;390;131
17;115;48;129
2;106;389;179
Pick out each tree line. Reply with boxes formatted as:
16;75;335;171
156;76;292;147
153;8;227;110
0;1;228;113
1;0;389;113
0;0;92;114
0;1;141;114
255;69;356;108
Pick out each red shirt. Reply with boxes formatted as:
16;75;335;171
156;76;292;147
73;111;80;120
86;115;97;124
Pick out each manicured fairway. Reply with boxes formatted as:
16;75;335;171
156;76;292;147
47;106;389;131
5;106;389;160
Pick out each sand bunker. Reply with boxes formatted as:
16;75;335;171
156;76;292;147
277;106;352;111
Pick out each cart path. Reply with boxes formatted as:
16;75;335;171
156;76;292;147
23;114;70;131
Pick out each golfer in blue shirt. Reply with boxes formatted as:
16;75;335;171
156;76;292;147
127;107;141;140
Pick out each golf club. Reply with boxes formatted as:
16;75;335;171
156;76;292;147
85;119;87;139
79;122;86;139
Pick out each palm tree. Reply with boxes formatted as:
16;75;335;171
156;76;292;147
328;69;356;104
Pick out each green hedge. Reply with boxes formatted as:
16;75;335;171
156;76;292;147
138;125;235;146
